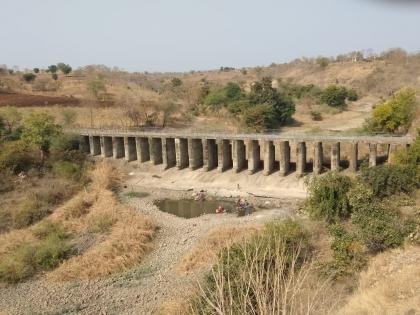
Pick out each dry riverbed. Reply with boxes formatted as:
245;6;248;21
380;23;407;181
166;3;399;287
0;161;305;315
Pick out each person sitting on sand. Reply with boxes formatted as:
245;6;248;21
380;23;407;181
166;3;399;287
216;205;225;214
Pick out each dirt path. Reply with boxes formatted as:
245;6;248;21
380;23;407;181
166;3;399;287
0;179;301;315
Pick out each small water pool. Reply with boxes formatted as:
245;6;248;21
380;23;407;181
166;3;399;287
155;199;236;219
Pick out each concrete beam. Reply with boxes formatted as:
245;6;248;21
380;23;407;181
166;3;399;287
263;140;274;176
217;139;232;172
188;139;204;170
313;142;323;175
149;138;163;165
162;138;176;169
296;142;306;176
176;138;189;169
203;139;217;171
349;142;358;172
124;137;137;162
247;140;260;174
89;136;101;156
232;140;246;173
135;137;150;163
278;141;290;176
112;136;124;159
100;136;112;157
331;142;340;171
369;143;377;167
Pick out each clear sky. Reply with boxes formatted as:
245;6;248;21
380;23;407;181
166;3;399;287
1;0;420;72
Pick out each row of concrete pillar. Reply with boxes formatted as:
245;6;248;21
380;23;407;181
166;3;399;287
83;135;398;175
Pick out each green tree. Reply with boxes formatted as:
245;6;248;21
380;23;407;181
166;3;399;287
22;73;36;82
319;85;348;107
368;88;417;133
57;63;72;75
51;73;58;81
33;68;40;74
248;77;295;128
170;77;182;88
21;113;61;162
0;106;22;133
48;65;58;73
316;57;330;69
87;77;107;100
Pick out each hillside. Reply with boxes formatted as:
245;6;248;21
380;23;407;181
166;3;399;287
1;49;419;133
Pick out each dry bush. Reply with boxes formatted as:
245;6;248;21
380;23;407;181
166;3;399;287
190;243;339;315
89;161;122;191
178;225;260;273
337;245;420;315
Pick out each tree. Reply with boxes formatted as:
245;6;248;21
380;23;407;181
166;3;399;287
368;88;417;133
22;73;36;82
57;63;72;75
33;68;40;74
248;77;295;127
171;77;182;88
0;106;22;133
319;85;348;107
21;113;61;162
87;77;107;100
316;57;330;69
48;65;58;73
51;73;58;81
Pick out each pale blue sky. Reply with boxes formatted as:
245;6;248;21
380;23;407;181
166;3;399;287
1;0;419;72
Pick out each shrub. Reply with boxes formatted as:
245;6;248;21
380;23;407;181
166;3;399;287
243;103;275;131
367;88;416;133
170;77;182;87
326;224;365;277
190;220;318;314
52;73;58;81
359;164;417;198
12;199;50;229
0;141;38;173
305;172;353;223
53;160;85;181
48;65;57;73
204;83;243;109
57;63;72;74
60;109;77;126
33;68;40;73
310;110;322;121
22;73;36;82
316;57;330;69
351;201;413;253
347;89;358;101
319;85;348;107
0;226;73;283
88;213;116;234
395;133;420;183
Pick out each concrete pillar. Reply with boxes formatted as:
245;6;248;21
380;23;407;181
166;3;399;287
124;137;136;161
112;137;124;159
313;142;323;175
89;136;101;156
81;136;90;153
331;142;340;171
247;140;260;174
278;141;290;176
149;138;163;165
387;144;398;164
296;142;306;175
100;136;112;157
263;140;274;176
162;138;176;169
188;139;203;170
203;139;217;171
176;138;189;169
135;137;150;163
349;142;358;172
217;139;232;172
369;143;377;167
232;140;246;173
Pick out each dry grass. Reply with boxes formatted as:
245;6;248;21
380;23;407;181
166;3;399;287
337;245;420;315
178;225;261;273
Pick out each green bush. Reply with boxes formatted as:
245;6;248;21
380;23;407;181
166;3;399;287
0;141;38;173
319;85;348;107
366;88;416;133
351;201;413;253
0;223;73;283
359;164;417;198
22;73;36;82
305;172;353;222
395;133;420;183
326;224;365;277
12;199;50;229
53;160;85;181
347;89;358;101
243;103;275;131
204;83;243;109
310;110;322;121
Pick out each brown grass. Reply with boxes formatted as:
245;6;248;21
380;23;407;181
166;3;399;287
336;245;420;315
178;225;261;273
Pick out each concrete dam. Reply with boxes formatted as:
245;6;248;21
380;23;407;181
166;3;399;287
77;129;413;176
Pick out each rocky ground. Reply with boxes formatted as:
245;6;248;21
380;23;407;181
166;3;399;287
0;163;303;315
